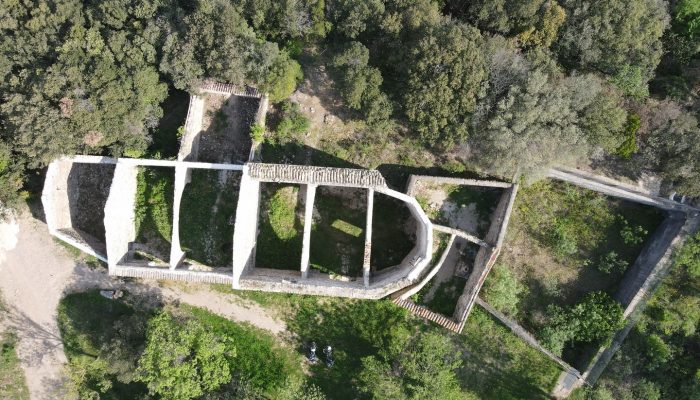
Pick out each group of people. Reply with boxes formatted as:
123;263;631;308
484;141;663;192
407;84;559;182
307;341;334;367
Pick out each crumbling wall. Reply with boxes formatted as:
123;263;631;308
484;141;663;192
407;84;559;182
454;183;519;330
169;165;188;268
406;175;512;195
178;94;205;163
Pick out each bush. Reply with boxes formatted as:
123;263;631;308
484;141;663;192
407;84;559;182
616;113;640;159
250;123;265;142
620;218;648;245
675;231;700;277
481;264;523;315
597;251;629;275
273;101;310;141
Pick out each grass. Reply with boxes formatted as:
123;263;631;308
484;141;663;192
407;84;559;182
0;332;29;400
210;286;562;400
370;193;416;270
493;180;664;362
179;170;239;267
256;183;304;270
134;167;175;259
309;188;366;277
458;306;561;399
57;291;303;398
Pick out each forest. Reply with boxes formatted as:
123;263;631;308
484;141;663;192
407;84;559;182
1;0;699;216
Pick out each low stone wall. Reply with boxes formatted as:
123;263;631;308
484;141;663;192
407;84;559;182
249;163;387;188
199;81;263;98
111;265;233;285
406;175;512;195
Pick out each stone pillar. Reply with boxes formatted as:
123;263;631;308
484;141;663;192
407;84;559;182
169;164;188;269
363;189;374;287
300;184;317;279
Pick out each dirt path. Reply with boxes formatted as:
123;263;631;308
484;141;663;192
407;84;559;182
0;209;285;400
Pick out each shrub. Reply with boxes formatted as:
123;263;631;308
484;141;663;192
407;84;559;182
616;113;640;159
481;264;523;315
620;218;648;245
274;101;310;141
675;231;700;277
250;123;265;142
597;251;629;275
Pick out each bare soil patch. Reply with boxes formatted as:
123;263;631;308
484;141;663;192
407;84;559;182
198;93;259;164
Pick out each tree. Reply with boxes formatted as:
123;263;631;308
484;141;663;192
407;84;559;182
327;0;385;38
675;232;700;278
160;0;301;101
331;42;392;126
638;101;700;196
403;21;487;146
555;0;669;78
358;331;465;400
452;0;548;35
471;71;612;178
137;312;236;400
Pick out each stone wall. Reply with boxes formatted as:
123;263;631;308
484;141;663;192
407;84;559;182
249;163;387;188
104;163;139;270
454;183;519;331
231;168;261;287
406;175;512;195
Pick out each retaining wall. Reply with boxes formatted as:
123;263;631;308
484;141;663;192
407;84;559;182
406;175;512;195
231;169;261;287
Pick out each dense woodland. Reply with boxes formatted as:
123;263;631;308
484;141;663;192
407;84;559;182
1;0;699;216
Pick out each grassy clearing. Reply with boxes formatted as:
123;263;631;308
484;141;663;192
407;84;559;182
210;287;561;399
459;306;561;399
57;290;303;399
0;332;29;400
256;183;304;270
370;193;416;270
179;170;239;267
149;88;189;159
422;276;466;316
134;167;175;259
309;187;366;277
491;180;664;362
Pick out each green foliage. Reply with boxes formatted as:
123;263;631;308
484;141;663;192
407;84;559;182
272;101;310;141
620;218;648;245
481;263;523;315
0;332;29;400
610;65;650;100
541;292;624;355
638;101;700;196
256;184;304;269
556;0;669;78
404;21;487;146
422;277;466;316
359;331;464;400
268;189;299;240
134;168;174;256
453;0;548;35
597;251;629;275
332;41;392;127
616;113;640;159
65;355;113;399
675;231;700;278
250;123;265;142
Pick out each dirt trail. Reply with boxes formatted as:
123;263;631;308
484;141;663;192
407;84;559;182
0;209;285;400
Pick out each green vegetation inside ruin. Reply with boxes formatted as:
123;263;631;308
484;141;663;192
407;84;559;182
179;169;240;267
573;231;700;400
148;89;189;159
0;331;29;400
422;276;466;316
134;167;175;261
309;187;366;278
487;180;664;361
57;290;304;400
255;183;304;270
370;193;416;271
